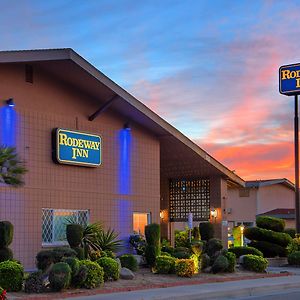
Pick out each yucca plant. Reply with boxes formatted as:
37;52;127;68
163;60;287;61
81;222;103;258
0;146;27;186
97;228;123;252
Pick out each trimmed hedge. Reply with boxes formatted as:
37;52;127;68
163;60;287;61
155;255;176;274
242;254;268;272
175;259;195;277
0;260;24;292
256;216;285;232
79;260;104;289
199;222;214;241
66;224;83;248
248;241;287;257
206;238;223;256
225;252;236;273
244;227;292;247
288;251;300;265
211;255;228;274
228;246;263;258
145;223;161;267
119;254;138;271
97;257;120;281
49;262;71;291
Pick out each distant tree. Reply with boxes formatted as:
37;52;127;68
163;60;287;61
0;146;27;186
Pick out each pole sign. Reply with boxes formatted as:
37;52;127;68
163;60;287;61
53;128;102;167
188;212;193;229
279;63;300;95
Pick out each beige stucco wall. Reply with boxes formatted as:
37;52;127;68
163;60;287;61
0;64;160;269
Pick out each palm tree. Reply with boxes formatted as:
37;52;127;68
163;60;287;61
0;146;27;186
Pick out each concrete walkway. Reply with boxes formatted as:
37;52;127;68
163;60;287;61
66;274;300;300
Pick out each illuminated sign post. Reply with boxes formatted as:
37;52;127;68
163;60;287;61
53;128;102;167
279;63;300;233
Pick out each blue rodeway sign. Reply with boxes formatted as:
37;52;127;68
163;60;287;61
54;128;102;167
279;63;300;95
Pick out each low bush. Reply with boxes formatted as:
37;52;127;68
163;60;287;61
211;255;228;274
287;237;300;255
244;227;292;247
288;251;300;265
119;254;138;271
190;254;199;274
228;246;263;258
256;216;285;232
62;257;79;277
199;222;214;241
0;260;24;291
175;259;195;277
161;245;175;255
206;238;223;256
49;262;71;291
0;247;13;262
174;229;190;248
201;253;210;270
284;228;296;238
173;251;191;259
72;265;88;287
248;241;287;257
225;252;236;273
97;257;120;281
242;254;268;272
160;251;171;257
79;260;104;289
52;247;77;262
155;255;176;274
24;270;44;293
36;250;54;271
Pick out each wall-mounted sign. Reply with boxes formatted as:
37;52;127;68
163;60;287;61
279;63;300;95
53;128;102;167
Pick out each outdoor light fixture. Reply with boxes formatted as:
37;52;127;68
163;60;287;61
123;122;131;130
160;210;164;219
240;224;245;247
5;98;15;107
210;207;217;219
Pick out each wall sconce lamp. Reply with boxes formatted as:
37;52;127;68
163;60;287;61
210;207;218;220
160;210;164;219
240;224;245;247
5;98;15;107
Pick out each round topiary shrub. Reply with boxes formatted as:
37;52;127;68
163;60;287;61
119;254;138;271
211;255;229;274
36;250;54;271
0;247;13;262
52;247;77;262
66;224;83;247
97;257;120;281
155;255;176;274
24;270;45;293
49;262;72;291
248;241;287;257
62;257;80;277
0;260;24;291
242;254;268;272
175;259;195;277
199;222;214;241
79;260;104;289
228;246;263;258
207;238;223;256
288;251;300;265
256;216;285;232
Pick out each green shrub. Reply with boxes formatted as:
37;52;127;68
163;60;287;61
206;238;223;256
161;245;175;255
0;247;13;262
72;265;88;287
145;244;160;267
0;221;13;247
0;260;24;291
97;257;120;281
36;250;54;271
119;254;138;271
190;254;199;274
52;247;77;262
244;227;292;247
145;223;160;246
155;255;176;274
225;252;236;273
62;257;79;277
284;228;296;238
175;259;195;277
288;251;300;265
79;260;104;289
173;251;191;259
211;255;229;274
256;216;285;232
66;224;83;247
199;222;214;241
24;270;44;293
49;262;71;291
175;230;190;248
161;251;171;257
248;241;287;257
201;253;210;270
73;246;85;260
192;226;201;241
191;241;203;256
287;237;300;254
243;254;268;272
228;246;263;258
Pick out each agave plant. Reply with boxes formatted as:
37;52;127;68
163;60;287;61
97;228;123;252
81;222;103;258
0;146;27;186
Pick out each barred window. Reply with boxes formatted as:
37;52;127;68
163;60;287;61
169;178;210;222
42;209;89;245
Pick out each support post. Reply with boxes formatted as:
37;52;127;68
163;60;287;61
295;94;300;233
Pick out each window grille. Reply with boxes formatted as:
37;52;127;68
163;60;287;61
169;178;210;222
42;209;89;245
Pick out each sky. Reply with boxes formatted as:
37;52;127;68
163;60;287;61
1;0;300;182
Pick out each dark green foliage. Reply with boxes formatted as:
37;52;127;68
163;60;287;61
52;247;77;262
288;251;300;265
0;221;13;247
244;227;292;247
49;262;71;291
192;226;201;241
0;247;13;262
66;224;83;247
0;260;24;291
79;260;104;289
174;230;190;248
161;245;175;255
173;251;191;259
97;228;122;252
155;255;176;274
201;253;210;270
24;270;45;293
97;257;120;281
206;238;223;256
249;241;287;257
81;222;103;259
225;252;236;273
62;257;79;277
73;246;85;260
36;250;54;271
129;234;146;255
145;223;160;246
228;246;263;258
72;265;88;288
160;251;171;257
243;254;268;272
199;222;214;241
191;240;203;256
256;216;285;232
119;254;138;271
284;228;296;238
211;255;229;274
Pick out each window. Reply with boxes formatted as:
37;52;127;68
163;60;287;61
133;212;151;235
42;209;89;245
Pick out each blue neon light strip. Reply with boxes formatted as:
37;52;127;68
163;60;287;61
0;106;16;146
119;129;131;195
